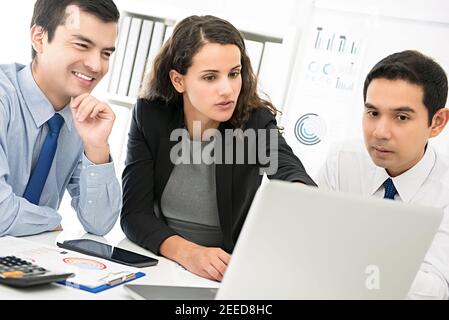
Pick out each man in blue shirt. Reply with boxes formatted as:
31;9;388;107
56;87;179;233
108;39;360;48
0;0;122;236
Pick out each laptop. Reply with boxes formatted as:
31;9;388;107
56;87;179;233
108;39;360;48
124;180;443;300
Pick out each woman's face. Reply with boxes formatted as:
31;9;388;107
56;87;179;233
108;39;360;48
170;42;242;129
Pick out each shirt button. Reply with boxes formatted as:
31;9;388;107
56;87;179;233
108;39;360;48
88;200;93;205
89;172;96;177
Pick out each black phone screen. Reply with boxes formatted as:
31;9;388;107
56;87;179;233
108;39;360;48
56;239;158;268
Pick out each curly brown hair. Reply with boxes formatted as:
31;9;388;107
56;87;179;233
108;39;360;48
140;15;278;128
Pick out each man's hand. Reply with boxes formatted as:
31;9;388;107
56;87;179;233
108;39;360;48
160;235;231;282
70;94;115;164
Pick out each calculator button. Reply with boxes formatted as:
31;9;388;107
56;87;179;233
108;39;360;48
1;271;24;278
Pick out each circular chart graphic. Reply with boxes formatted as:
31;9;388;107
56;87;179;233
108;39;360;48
63;257;107;270
294;113;327;146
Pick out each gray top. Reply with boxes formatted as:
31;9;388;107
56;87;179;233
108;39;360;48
160;137;223;247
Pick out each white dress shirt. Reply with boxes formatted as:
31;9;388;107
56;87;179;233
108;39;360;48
317;139;449;299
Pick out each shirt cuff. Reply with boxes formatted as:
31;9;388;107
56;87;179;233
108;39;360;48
408;270;449;300
81;153;117;186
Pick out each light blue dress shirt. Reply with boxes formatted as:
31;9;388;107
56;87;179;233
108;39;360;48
0;63;121;237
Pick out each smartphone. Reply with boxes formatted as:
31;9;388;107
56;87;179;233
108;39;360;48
56;239;158;268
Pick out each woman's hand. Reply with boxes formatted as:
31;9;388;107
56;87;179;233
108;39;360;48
160;235;231;282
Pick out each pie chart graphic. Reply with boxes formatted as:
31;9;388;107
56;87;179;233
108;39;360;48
294;113;326;146
63;257;107;270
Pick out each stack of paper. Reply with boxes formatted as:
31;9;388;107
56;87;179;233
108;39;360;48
0;236;145;293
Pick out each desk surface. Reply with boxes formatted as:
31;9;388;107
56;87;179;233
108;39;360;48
0;229;219;300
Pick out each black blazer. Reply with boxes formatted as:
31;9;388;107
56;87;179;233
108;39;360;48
121;98;316;254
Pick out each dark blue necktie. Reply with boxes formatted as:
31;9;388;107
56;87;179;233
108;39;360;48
23;114;64;205
383;178;397;200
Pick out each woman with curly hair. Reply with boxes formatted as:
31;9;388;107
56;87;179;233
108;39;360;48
121;15;316;281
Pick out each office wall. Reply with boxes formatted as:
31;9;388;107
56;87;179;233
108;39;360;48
0;1;35;64
115;0;299;35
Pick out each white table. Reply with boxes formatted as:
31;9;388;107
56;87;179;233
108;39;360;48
0;228;219;300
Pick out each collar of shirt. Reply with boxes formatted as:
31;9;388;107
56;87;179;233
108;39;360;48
370;146;436;202
16;64;73;132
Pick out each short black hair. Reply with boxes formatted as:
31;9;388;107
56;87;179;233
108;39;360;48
31;0;120;60
363;50;448;125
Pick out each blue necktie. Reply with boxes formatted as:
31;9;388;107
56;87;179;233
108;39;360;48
383;178;397;200
23;114;64;205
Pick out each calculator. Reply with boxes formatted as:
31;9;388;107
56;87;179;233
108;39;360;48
0;256;74;287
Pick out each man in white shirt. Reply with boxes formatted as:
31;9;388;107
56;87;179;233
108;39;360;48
317;50;449;299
